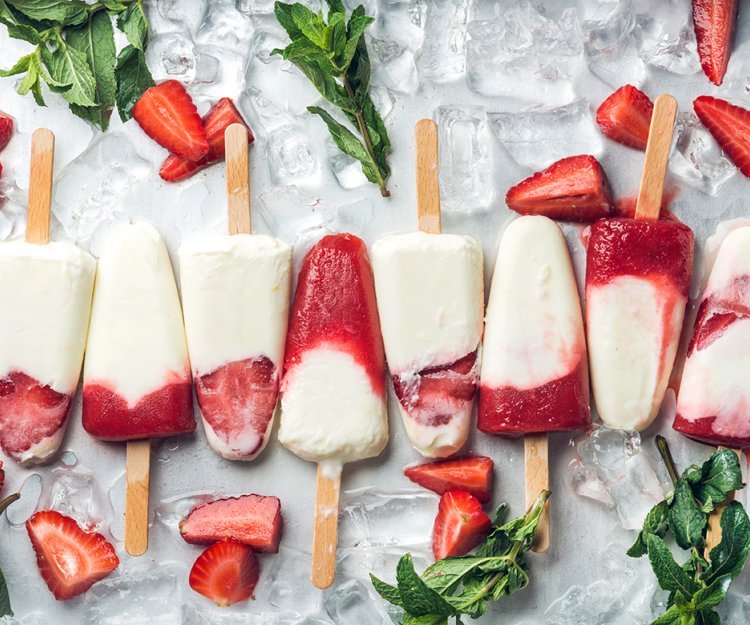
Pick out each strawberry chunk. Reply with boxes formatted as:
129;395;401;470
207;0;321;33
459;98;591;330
132;80;208;161
505;155;614;222
596;85;654;150
694;96;750;177
189;540;259;607
693;0;739;86
0;112;13;153
432;491;491;560
180;494;282;553
405;456;494;503
160;97;253;182
26;510;119;600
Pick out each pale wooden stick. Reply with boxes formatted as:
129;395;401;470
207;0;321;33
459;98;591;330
225;124;251;235
526;433;550;553
312;465;341;589
636;94;678;221
705;447;743;559
415;119;441;234
125;440;151;556
26;128;54;244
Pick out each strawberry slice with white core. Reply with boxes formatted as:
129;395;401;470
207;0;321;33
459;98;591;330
694;95;750;177
693;0;739;86
189;540;259;606
432;491;491;560
0;112;13;152
596;85;654;150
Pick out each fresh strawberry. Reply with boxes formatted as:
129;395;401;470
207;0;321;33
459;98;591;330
505;155;614;222
405;456;494;503
693;0;739;86
132;80;208;161
26;510;119;600
180;494;282;553
694;96;750;177
160;97;253;182
189;540;259;607
432;491;491;560
0;113;12;153
596;85;654;150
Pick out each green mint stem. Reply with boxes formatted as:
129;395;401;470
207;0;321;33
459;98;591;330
656;435;680;486
0;493;20;517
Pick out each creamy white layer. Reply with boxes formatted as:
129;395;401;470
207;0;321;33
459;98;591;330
84;222;190;404
401;399;473;459
0;240;95;392
278;346;388;465
201;410;277;462
179;234;292;375
372;232;484;373
481;216;585;390
588;275;685;431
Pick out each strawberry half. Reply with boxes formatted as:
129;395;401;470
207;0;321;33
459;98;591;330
596;85;654;150
132;80;208;161
405;456;494;503
505;155;614;222
189;540;259;607
180;494;282;553
694;96;750;177
693;0;739;86
26;510;119;600
432;491;491;561
0;112;13;153
160;98;254;182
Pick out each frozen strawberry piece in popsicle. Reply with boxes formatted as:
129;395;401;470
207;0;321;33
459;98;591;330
372;232;483;458
674;227;750;448
278;233;388;467
586;217;694;431
83;222;194;441
478;216;590;435
0;241;95;464
179;235;291;460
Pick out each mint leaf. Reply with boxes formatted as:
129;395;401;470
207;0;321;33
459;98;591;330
41;35;98;107
705;501;750;583
116;2;148;50
650;604;686;625
370;574;404;608
692;577;730;610
8;0;88;26
645;534;698;597
629;501;669;558
396;554;455;618
114;44;153;121
403;615;448;625
669;479;707;551
0;0;42;44
687;449;744;512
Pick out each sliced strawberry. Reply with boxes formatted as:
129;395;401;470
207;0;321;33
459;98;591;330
694;96;750;177
693;0;739;86
0;113;12;153
405;456;494;503
26;510;119;600
505;155;614;222
180;494;282;553
432;491;491;560
189;540;259;607
160;97;253;182
132;80;208;161
596;85;654;150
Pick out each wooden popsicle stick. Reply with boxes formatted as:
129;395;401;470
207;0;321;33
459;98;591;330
311;465;341;589
705;447;743;560
526;433;550;553
225;123;251;235
635;94;678;221
26;128;55;244
125;439;151;556
415;119;441;234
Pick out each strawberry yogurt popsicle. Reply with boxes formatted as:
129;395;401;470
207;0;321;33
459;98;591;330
179;235;291;460
372;232;483;457
0;241;95;464
674;227;750;448
586;218;694;431
478;215;590;435
83;222;194;440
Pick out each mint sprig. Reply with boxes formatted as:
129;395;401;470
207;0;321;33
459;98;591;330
0;0;153;129
371;490;550;624
273;0;392;197
629;437;749;625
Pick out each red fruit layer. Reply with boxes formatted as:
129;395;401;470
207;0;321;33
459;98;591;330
596;85;654;150
0;371;70;460
404;456;494;503
694;96;750;177
196;357;279;457
82;381;194;441
478;359;590;435
432;491;491;560
0;460;4;492
392;351;478;427
673;414;750;450
189;540;259;607
284;233;385;396
180;494;282;553
688;277;750;356
586;218;694;295
693;0;739;86
0;112;13;152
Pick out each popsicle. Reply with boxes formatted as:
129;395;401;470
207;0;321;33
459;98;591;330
180;124;291;461
372;120;483;458
83;221;194;555
0;129;95;465
278;233;387;589
586;94;693;432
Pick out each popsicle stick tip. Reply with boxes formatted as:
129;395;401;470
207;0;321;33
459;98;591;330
125;439;151;557
225;123;251;236
26;128;55;245
415;119;441;234
524;433;550;553
311;468;341;589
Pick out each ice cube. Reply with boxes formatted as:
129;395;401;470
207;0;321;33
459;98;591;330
369;36;419;95
489;98;603;170
337;547;431;583
154;491;215;532
0;616;49;625
59;450;77;467
419;0;470;83
324;579;392;625
38;465;110;532
239;87;294;135
546;581;639;625
669;113;737;197
5;473;41;526
155;0;208;35
256;186;334;245
194;0;255;55
717;591;750;625
633;0;700;75
107;471;127;542
190;45;247;100
265;547;322;614
436;105;492;214
374;0;427;53
235;0;275;15
194;52;220;84
329;148;368;190
182;604;290;624
266;125;320;186
145;32;195;82
370;86;395;120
